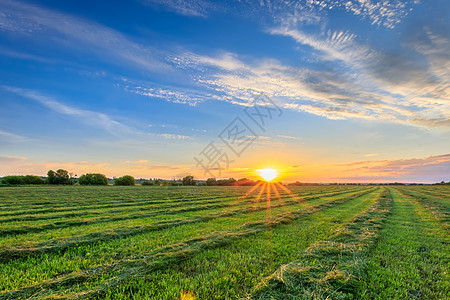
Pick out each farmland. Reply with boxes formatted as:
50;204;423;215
0;185;448;299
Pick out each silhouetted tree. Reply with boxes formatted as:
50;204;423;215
206;178;217;186
79;173;108;185
22;175;45;185
1;176;23;185
217;178;236;186
141;181;154;186
114;175;135;186
182;175;196;186
46;169;73;185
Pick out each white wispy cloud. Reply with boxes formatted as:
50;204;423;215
4;86;135;136
0;129;30;142
141;0;215;17
269;27;364;66
0;0;171;73
174;45;449;128
119;77;218;106
256;0;412;29
277;135;302;140
154;133;193;140
304;0;412;29
1;0;446;131
271;21;450;126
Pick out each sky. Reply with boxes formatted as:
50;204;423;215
0;0;449;183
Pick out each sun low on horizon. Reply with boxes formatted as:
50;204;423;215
256;168;279;182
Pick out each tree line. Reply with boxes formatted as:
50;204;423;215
0;169;262;187
4;170;445;186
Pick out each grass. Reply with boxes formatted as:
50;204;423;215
359;188;449;299
1;188;374;298
100;188;383;299
248;188;392;299
0;185;448;299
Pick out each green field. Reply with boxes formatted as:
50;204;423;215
0;185;448;299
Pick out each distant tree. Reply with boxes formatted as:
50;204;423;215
55;169;69;183
46;170;56;184
141;181;154;186
154;179;161;186
79;173;108;185
46;169;73;185
1;176;23;185
235;178;258;186
206;178;217;186
114;175;135;186
217;178;236;186
22;175;45;185
182;175;196;186
2;175;46;185
287;181;319;186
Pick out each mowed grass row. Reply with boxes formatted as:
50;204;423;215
0;188;252;218
0;186;359;225
0;187;378;297
398;186;450;208
248;187;393;299
359;188;449;299
395;187;449;230
0;192;328;260
2;186;444;299
98;188;384;300
0;186;359;228
0;186;357;212
405;186;450;198
0;188;376;293
0;186;362;222
0;187;367;247
0;186;366;249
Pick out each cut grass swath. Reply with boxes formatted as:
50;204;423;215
360;187;449;299
0;188;372;262
394;188;449;230
0;188;378;299
0;188;360;237
248;187;393;299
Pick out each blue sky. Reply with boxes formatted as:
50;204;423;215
0;0;449;183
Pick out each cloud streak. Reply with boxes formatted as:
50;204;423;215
331;154;450;182
0;0;171;73
0;129;30;142
168;19;449;129
141;0;215;17
0;155;27;163
4;86;135;136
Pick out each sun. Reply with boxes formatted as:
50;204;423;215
257;168;278;182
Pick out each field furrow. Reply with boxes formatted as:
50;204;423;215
0;188;378;298
0;187;357;225
0;188;367;246
0;188;373;264
248;187;392;299
0;185;447;299
394;188;449;230
359;188;449;299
